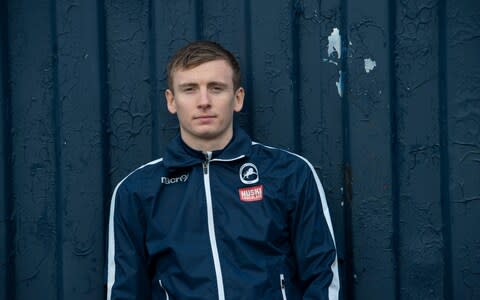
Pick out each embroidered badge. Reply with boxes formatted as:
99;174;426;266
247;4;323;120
239;163;259;185
238;185;263;202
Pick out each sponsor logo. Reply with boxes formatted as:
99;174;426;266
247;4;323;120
238;185;263;202
239;163;259;185
161;174;189;185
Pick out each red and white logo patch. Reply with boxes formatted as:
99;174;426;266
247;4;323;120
238;185;263;202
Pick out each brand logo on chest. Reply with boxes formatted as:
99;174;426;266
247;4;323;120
161;174;189;185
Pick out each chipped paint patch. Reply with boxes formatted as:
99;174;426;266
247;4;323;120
336;71;343;97
322;58;338;66
325;28;343;97
328;28;341;59
364;58;377;73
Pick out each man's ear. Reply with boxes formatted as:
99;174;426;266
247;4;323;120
233;87;245;112
165;89;177;114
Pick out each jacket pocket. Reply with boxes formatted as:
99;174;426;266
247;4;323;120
158;280;170;300
280;274;287;300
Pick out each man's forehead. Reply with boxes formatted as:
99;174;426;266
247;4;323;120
174;59;231;73
172;60;234;85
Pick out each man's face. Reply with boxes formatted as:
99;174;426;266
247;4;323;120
165;59;244;150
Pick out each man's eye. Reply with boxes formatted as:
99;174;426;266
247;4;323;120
211;86;224;93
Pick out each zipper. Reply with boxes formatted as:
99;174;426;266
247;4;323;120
158;280;169;300
203;161;208;174
203;151;225;300
280;274;287;300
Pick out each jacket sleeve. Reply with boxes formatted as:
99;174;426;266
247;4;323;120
106;181;151;300
290;160;340;300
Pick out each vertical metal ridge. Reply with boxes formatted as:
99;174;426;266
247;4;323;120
50;0;63;298
291;0;302;154
438;0;453;298
195;0;204;40
388;1;400;299
1;0;15;298
97;0;112;250
339;0;354;298
242;0;254;137
148;0;159;158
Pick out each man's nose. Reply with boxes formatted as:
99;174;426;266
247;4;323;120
197;87;211;108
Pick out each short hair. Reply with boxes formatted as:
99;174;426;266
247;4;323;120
166;40;241;91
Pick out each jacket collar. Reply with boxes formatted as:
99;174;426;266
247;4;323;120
163;127;252;170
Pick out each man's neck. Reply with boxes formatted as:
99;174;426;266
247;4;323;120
181;132;233;153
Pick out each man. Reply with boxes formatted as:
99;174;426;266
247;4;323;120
107;41;339;299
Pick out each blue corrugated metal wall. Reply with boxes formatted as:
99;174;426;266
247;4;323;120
1;0;479;299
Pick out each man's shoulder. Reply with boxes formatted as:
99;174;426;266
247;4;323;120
250;142;314;173
114;157;166;191
251;142;308;163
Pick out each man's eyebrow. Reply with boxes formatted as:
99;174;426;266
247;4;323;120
177;82;198;88
207;81;229;87
177;81;230;89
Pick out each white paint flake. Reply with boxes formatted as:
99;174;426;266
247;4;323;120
328;28;341;59
322;58;338;66
364;58;377;73
325;28;343;97
336;71;343;97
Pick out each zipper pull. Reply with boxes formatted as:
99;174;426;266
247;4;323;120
203;151;212;175
203;162;208;175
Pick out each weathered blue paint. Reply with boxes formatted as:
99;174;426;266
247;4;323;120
0;1;13;300
0;0;479;299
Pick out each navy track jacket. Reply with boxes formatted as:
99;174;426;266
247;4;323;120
107;128;339;300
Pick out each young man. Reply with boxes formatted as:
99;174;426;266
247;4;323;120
107;41;339;299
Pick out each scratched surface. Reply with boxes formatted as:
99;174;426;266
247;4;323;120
447;0;480;299
346;0;397;298
104;0;153;186
55;0;106;299
8;1;58;299
1;0;479;299
395;0;446;298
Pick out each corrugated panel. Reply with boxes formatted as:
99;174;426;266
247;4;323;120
8;1;58;299
395;1;445;298
1;1;12;299
447;1;480;299
346;0;397;298
1;0;479;299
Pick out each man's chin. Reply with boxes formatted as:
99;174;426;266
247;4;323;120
194;131;221;140
191;128;231;141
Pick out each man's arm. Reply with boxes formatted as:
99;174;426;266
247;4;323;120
290;160;340;300
106;182;150;300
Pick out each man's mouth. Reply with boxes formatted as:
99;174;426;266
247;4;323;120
194;115;216;120
193;115;217;124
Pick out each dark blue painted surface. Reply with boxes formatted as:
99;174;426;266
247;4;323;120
1;0;479;299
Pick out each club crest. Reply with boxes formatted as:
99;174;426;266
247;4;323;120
239;163;259;185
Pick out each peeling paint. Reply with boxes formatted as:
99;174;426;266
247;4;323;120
336;70;343;97
364;58;377;73
328;28;341;59
325;28;343;97
322;58;338;66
